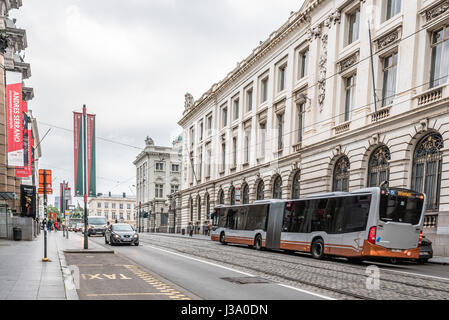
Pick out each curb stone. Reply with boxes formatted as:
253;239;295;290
57;249;79;300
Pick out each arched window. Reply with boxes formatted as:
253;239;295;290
205;194;210;219
230;187;236;205
272;175;282;199
291;171;300;199
242;184;249;204
412;133;444;211
189;198;193;221
333;156;350;192
256;180;264;200
197;196;201;220
368;145;391;187
218;190;224;205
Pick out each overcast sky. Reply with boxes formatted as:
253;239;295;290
10;0;304;204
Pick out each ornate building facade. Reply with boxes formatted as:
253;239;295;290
178;0;449;256
134;136;182;233
88;193;137;227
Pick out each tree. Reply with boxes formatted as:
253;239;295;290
70;203;85;219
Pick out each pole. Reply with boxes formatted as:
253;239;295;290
368;20;378;122
43;170;48;262
61;181;65;237
83;105;88;249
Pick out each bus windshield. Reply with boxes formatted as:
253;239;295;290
379;191;423;225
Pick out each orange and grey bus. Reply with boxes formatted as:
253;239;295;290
211;187;426;261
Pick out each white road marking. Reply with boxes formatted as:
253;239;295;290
143;244;334;300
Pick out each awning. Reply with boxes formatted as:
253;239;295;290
0;192;17;200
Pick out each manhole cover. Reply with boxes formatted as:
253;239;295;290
221;276;271;284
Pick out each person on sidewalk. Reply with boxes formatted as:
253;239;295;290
54;221;58;232
47;220;52;232
188;223;193;237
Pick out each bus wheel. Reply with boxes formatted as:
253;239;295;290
220;232;227;245
311;239;325;260
254;235;262;251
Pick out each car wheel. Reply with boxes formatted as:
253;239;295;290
311;239;325;260
110;236;115;246
134;242;139;246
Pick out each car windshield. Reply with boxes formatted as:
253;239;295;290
76;224;83;227
89;217;107;225
113;225;133;231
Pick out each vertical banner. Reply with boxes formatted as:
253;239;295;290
16;100;31;178
20;185;36;219
86;114;96;197
73;112;83;196
6;71;24;166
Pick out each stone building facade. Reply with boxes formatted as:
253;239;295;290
134;136;182;233
0;0;41;217
178;0;449;256
88;193;137;227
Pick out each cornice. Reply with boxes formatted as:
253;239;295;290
22;86;34;101
178;0;329;126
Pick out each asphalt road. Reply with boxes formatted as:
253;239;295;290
84;234;331;300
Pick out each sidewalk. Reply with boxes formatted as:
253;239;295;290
0;230;107;300
428;256;449;265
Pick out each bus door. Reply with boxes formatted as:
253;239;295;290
375;190;425;249
265;202;284;250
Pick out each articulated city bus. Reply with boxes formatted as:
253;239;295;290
210;187;426;261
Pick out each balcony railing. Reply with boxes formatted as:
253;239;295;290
292;142;302;153
334;122;350;135
371;106;391;122
423;214;438;229
418;87;442;107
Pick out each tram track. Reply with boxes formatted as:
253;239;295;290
138;235;449;300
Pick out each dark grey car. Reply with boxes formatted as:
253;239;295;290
105;223;139;246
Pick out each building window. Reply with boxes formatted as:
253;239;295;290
207;114;213;136
278;64;287;92
104;202;109;209
382;52;398;107
368;145;391;187
221;106;228;128
344;74;357;121
291;171;300;200
156;162;164;171
333;156;350;192
298;49;309;79
244;131;251;164
256;180;264;200
120;203;123;209
230;187;236;205
277;113;284;150
190;127;195;148
386;0;401;21
197;196;201;220
171;185;179;194
261;77;269;103
97;202;101;208
120;213;123;220
242;184;249;204
127;204;131;210
412;133;443;211
206;145;212;177
233;97;239;121
297;103;305;143
218;190;225;205
199;121;204;141
259;122;266;159
206;194;210;219
221;142;226;172
127;213;130;221
272;176;282;199
430;26;449;88
347;8;360;45
105;212;108;219
112;203;116;209
171;164;180;172
155;184;164;198
232;137;237;168
246;88;253;112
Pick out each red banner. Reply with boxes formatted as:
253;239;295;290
6;71;24;166
74;112;83;196
16;101;31;178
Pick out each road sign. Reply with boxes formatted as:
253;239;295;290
38;169;52;189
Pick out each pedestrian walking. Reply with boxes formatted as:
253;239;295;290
188;223;193;237
54;221;58;232
208;223;212;236
47;220;52;232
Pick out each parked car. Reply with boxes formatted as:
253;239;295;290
75;223;84;232
87;216;107;237
105;223;139;246
417;236;433;264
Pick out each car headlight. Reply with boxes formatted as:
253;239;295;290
88;225;93;229
113;234;120;238
133;234;138;238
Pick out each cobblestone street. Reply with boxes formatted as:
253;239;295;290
136;233;449;300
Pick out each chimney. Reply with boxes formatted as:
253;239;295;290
123;192;126;198
108;191;111;197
